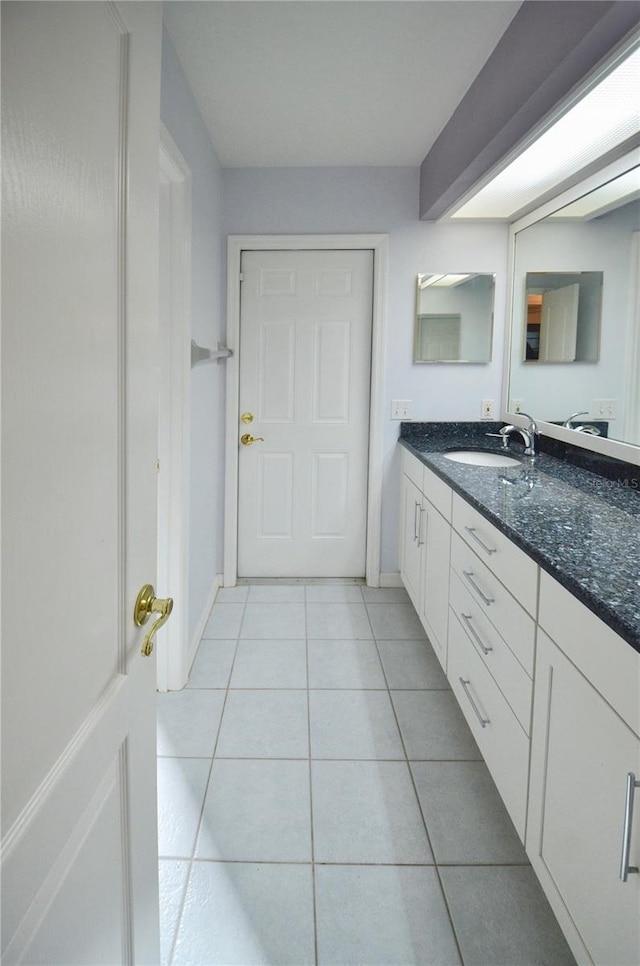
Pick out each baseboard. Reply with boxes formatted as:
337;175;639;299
378;572;403;588
187;574;222;677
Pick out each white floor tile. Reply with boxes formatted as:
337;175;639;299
216;689;309;758
202;602;245;639
309;689;404;759
366;601;427;640
248;584;306;602
392;689;482;761
173;862;315;965
157;757;210;858
315;865;461;965
158;859;189;965
157;690;225;758
305;584;364;602
312;760;433;864
229;639;307;689
185;639;236;689
306;602;373;639
214;585;249;603
196;758;312;861
240;602;306;639
308;639;386;689
378;639;449;689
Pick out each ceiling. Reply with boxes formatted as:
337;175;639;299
163;1;521;168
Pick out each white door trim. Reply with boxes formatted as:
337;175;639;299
157;124;191;691
224;234;388;587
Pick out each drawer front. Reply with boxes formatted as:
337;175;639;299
539;570;640;737
422;464;452;522
402;447;423;490
452;494;538;615
449;569;532;734
448;612;529;839
450;531;535;674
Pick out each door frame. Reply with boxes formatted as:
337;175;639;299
157;124;191;691
224;234;389;587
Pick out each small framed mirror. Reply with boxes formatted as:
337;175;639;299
414;273;495;363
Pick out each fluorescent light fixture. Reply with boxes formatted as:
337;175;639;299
548;165;640;219
419;273;471;288
451;44;640;220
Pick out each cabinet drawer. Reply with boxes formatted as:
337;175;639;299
448;612;529;839
422;464;452;522
450;531;535;674
449;569;532;734
452;494;538;615
401;447;423;490
539;570;640;738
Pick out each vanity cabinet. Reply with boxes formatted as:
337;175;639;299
527;572;640;966
399;450;452;669
447;495;537;838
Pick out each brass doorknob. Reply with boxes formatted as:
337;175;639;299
134;584;174;656
240;433;264;446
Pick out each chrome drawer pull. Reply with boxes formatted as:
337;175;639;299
459;677;490;728
461;613;492;655
418;507;426;546
620;772;640;882
464;525;496;556
462;570;494;606
414;500;420;542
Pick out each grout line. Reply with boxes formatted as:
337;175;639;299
304;593;320;966
369;620;466;965
165;593;247;965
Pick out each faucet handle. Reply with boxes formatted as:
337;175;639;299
485;431;508;448
563;411;589;428
518;412;538;435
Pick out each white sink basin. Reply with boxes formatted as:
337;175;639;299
443;450;521;467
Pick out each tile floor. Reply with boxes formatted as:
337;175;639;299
157;583;576;966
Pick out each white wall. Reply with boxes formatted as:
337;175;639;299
161;31;225;643
223;167;509;573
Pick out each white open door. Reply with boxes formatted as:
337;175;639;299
2;3;164;963
539;283;580;362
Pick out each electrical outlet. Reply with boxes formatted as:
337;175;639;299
391;399;412;420
511;399;525;414
593;399;616;419
481;398;495;420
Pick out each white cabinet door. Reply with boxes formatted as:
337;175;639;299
400;474;423;609
528;631;640;965
418;500;451;671
2;4;162;962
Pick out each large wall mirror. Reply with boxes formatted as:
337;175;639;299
415;273;494;363
507;161;640;452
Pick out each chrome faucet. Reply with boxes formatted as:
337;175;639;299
489;412;538;457
562;411;589;427
562;411;601;435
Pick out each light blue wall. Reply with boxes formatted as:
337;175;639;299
160;35;510;586
223;167;509;573
161;30;225;643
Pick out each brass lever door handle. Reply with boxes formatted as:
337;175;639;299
240;433;264;446
134;584;174;656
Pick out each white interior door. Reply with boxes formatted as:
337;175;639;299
540;283;580;361
238;249;373;577
1;3;163;963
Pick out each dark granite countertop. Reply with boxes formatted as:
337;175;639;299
399;422;640;653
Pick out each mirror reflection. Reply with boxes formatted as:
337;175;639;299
523;271;603;362
414;273;494;363
509;168;640;446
